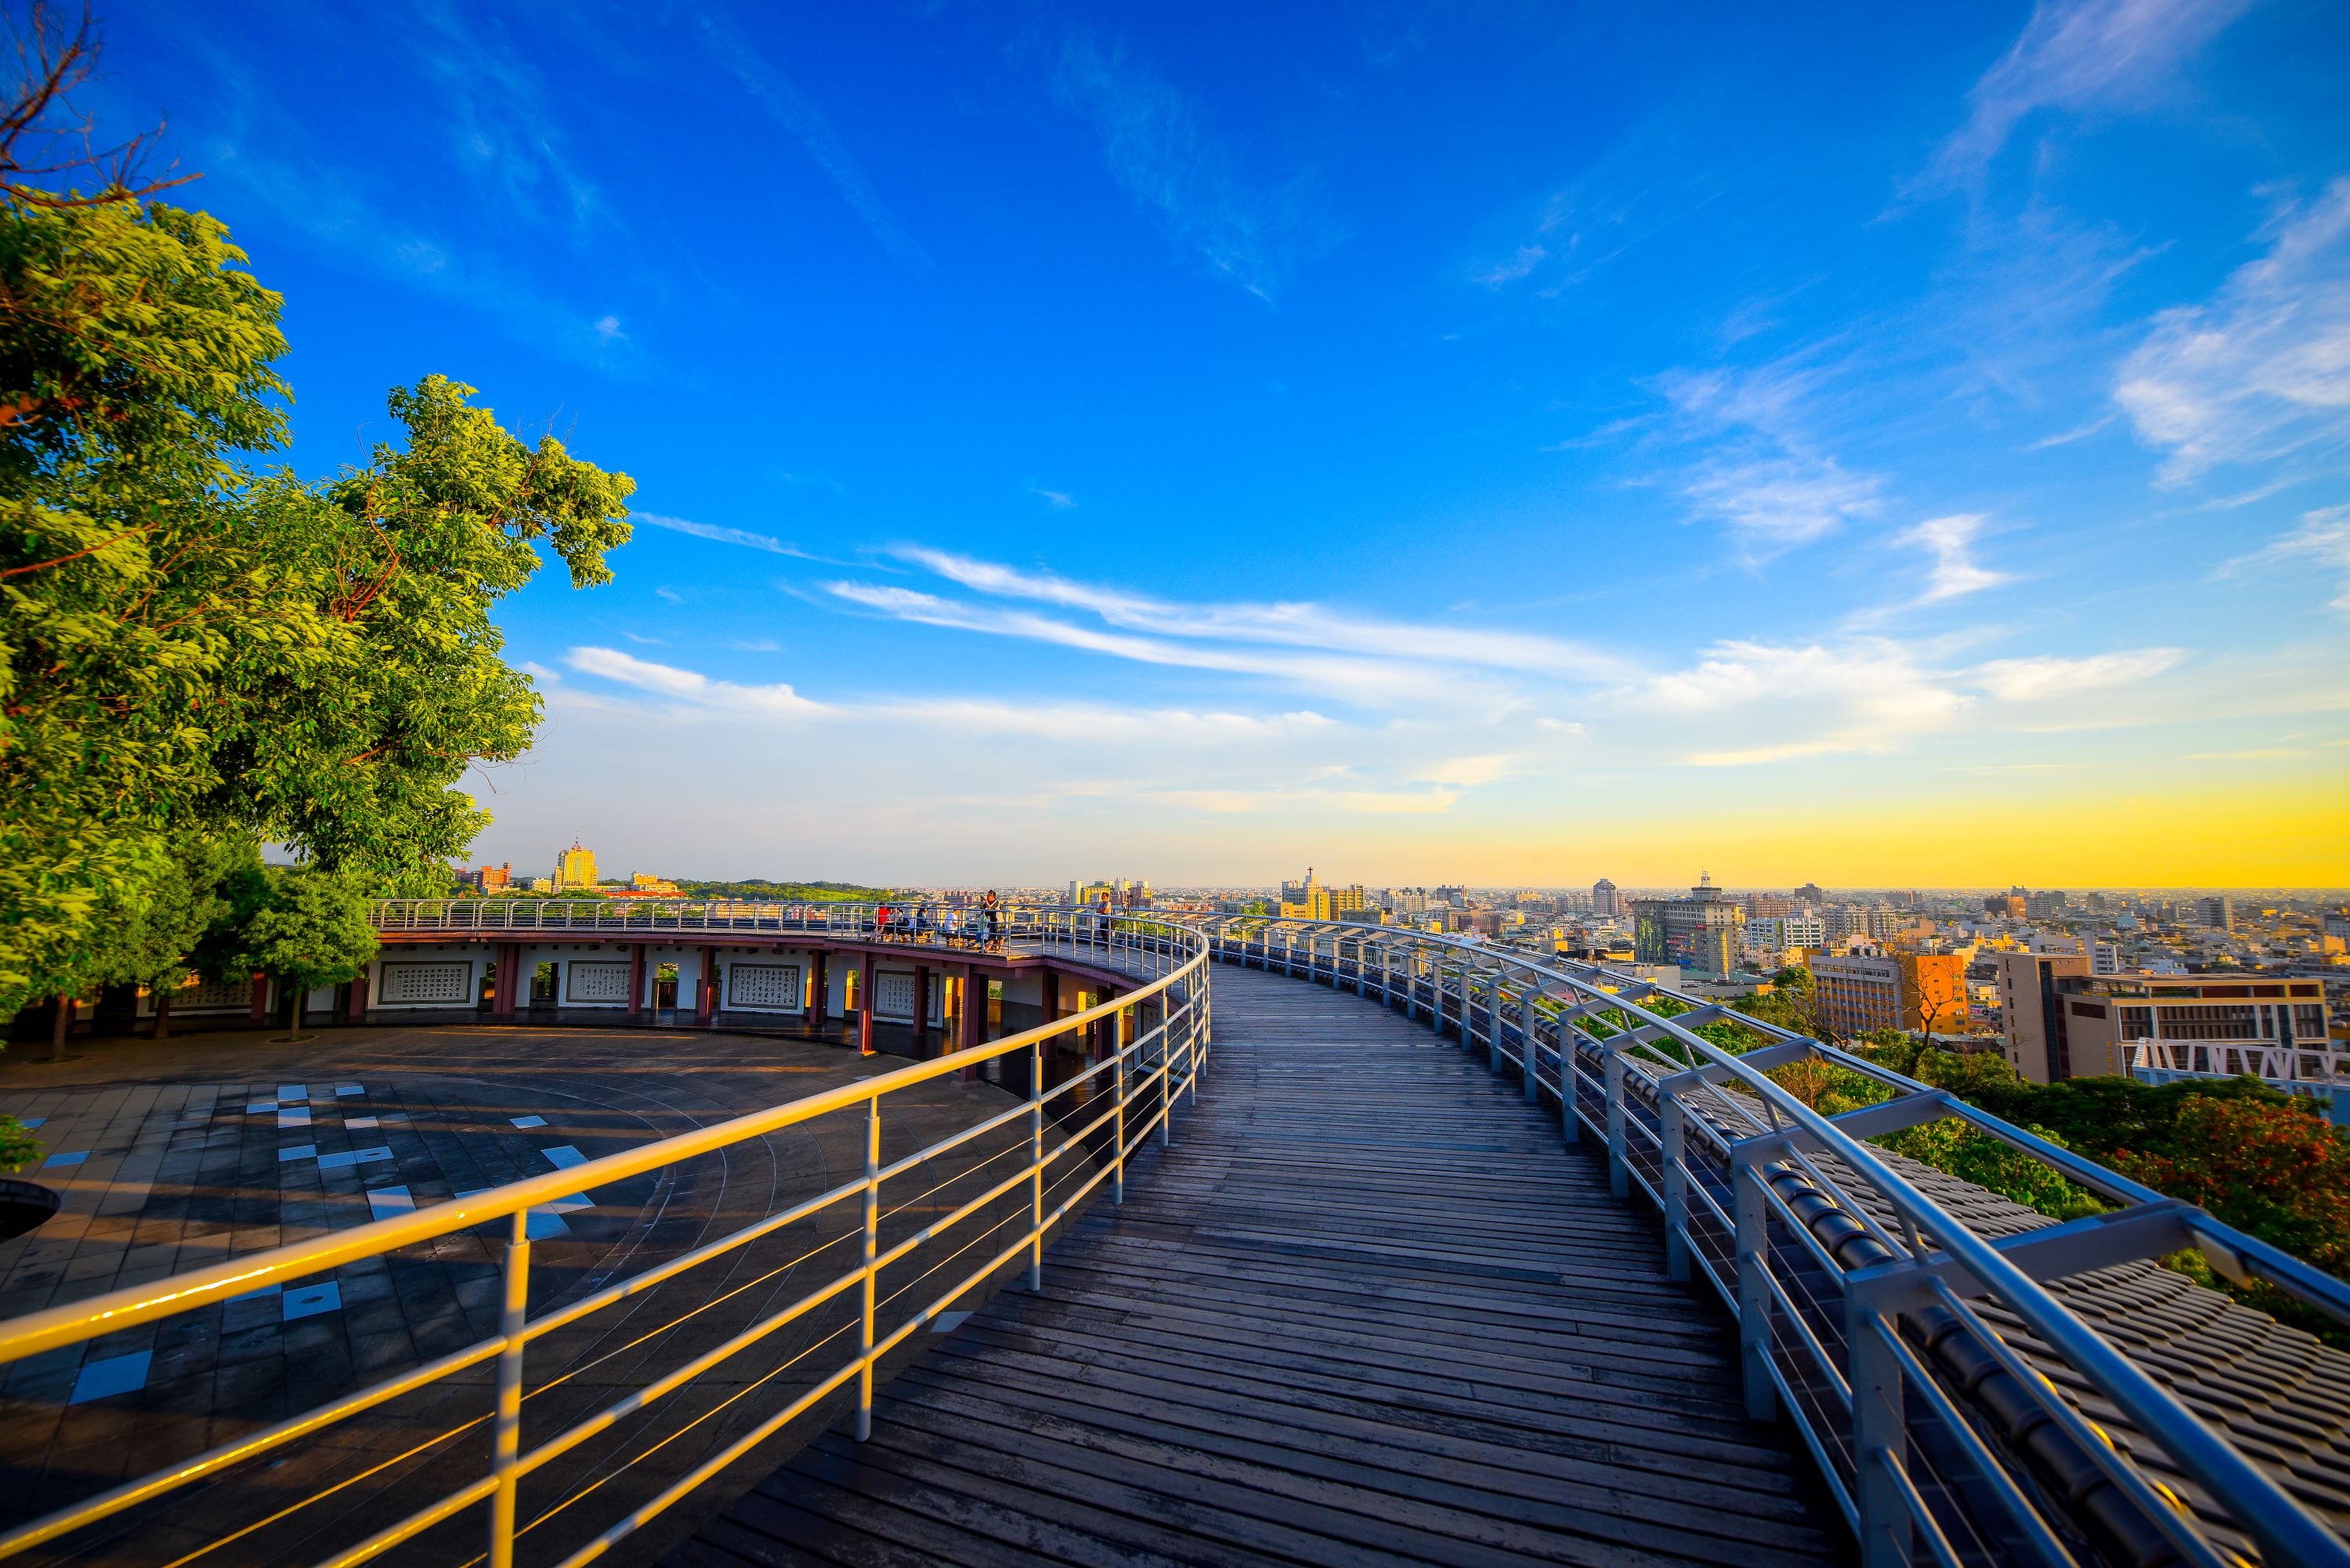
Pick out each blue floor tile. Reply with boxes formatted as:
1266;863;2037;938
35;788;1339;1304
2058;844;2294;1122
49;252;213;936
69;1349;152;1404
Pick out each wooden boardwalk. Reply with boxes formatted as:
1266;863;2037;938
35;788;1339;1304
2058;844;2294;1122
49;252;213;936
671;963;1843;1568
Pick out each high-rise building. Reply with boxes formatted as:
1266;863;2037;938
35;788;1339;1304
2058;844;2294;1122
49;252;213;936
1330;883;1368;916
553;840;598;891
475;862;512;891
1745;893;1792;919
1592;879;1620;917
1631;874;1745;976
1795;883;1828;905
1281;868;1332;920
2197;896;2236;931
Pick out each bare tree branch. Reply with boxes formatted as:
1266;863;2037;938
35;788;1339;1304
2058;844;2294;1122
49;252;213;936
0;0;198;208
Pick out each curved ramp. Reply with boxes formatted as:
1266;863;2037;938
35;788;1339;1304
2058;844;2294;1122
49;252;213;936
674;963;1840;1566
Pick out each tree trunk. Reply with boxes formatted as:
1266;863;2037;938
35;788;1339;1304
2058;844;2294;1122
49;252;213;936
46;998;68;1063
153;992;172;1040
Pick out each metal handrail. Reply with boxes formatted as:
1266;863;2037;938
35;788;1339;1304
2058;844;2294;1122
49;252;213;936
0;911;1210;1568
1201;915;2350;1568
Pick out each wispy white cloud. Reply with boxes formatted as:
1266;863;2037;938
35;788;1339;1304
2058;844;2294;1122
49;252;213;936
1637;639;1973;765
1028;487;1078;509
566;647;832;717
891;547;1630;679
1905;514;2013;602
1969;647;2186;700
2026;412;2118;450
2222;503;2350;613
562;647;1343;746
1053;35;1336;302
1653;360;1885;558
414;0;605;229
1927;0;2252;183
824;581;1473;705
1679;454;1883;556
2115;179;2350;482
635;512;819;558
1475;244;1548;289
695;12;932;272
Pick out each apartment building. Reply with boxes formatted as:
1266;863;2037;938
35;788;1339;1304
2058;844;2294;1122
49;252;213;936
1807;948;1967;1039
1998;952;2329;1082
1632;875;1745;976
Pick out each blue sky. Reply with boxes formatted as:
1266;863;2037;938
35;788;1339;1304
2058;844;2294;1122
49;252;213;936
103;0;2350;886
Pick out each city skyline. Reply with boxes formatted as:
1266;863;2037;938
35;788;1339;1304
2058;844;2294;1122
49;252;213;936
97;0;2350;883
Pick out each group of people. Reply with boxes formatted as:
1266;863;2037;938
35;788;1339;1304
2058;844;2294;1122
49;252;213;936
868;892;1006;951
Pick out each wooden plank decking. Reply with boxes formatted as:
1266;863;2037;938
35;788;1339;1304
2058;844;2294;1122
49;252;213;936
669;963;1843;1568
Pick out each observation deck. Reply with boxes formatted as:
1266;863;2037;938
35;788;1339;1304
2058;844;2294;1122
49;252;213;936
0;906;2345;1568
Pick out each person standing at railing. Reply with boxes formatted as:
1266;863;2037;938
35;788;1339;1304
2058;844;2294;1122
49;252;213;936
982;890;1001;951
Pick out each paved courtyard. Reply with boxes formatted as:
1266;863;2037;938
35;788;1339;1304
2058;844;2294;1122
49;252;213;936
0;1021;1056;1566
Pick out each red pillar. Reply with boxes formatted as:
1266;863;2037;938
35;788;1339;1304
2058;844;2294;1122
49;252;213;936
913;965;931;1053
248;973;269;1027
811;951;830;1034
492;943;517;1019
858;962;875;1057
349;971;370;1027
957;966;983;1082
627;943;646;1024
697;945;718;1024
1094;986;1117;1062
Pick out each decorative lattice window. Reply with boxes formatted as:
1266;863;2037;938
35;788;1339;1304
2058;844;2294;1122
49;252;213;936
379;963;473;1004
566;962;634;1003
164;977;252;1010
727;964;803;1012
873;971;916;1021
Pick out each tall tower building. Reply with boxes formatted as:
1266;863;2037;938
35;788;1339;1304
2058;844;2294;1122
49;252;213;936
553;840;598;891
1592;878;1620;917
1629;873;1746;976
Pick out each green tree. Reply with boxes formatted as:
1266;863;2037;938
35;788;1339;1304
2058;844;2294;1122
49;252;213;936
89;833;250;1047
228;866;381;1034
0;17;633;1021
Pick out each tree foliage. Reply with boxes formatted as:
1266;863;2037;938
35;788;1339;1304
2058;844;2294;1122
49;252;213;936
229;866;380;1027
0;19;634;1016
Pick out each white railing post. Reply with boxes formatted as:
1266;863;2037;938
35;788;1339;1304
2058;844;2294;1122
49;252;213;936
1486;972;1504;1074
1431;956;1445;1036
1848;1271;1914;1568
1661;1078;1691;1281
485;1210;530;1568
1731;1140;1779;1422
855;1094;881;1441
1603;1042;1629;1198
1519;974;1539;1104
1029;1042;1045;1291
1560;1017;1582;1143
1112;1004;1128;1207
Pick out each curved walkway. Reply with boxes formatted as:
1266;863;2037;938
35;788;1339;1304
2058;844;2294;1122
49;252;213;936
673;963;1841;1567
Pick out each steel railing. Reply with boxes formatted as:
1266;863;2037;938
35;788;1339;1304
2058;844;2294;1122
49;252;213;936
368;896;1084;941
1201;915;2350;1568
0;911;1209;1568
